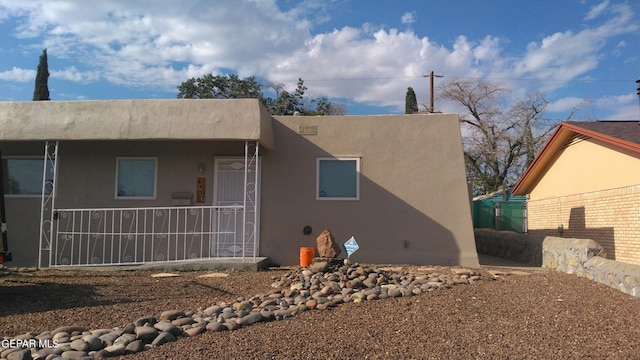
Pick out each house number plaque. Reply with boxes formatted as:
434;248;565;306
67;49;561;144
196;177;206;203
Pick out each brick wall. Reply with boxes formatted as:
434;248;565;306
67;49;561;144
527;184;640;265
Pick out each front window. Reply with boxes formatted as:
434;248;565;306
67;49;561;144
115;157;157;199
3;157;55;196
316;157;360;200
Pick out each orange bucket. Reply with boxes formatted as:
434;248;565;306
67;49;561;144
300;247;315;267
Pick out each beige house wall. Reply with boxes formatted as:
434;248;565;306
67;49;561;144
529;138;640;200
261;114;478;267
0;99;275;149
1;140;248;267
0;100;478;268
527;185;640;265
525;136;640;266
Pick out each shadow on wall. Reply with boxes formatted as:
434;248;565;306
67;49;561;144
529;206;615;260
259;119;476;267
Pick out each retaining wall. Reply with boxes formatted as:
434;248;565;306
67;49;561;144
475;229;640;298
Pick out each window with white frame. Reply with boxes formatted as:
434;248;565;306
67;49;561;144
3;157;55;196
316;157;360;200
115;157;157;199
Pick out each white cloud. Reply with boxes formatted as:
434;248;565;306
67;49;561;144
0;0;320;87
594;94;640;120
595;93;637;106
584;0;609;21
601;104;640;120
512;3;637;93
401;12;416;25
51;67;99;82
0;0;637;115
0;67;35;82
547;97;589;112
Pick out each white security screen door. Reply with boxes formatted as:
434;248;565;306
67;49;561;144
212;156;260;258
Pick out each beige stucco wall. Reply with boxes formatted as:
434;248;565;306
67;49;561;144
529;138;640;200
1;140;248;267
0;99;274;149
260;114;479;267
0;101;478;268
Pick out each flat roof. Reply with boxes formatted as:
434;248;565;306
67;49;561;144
0;99;275;150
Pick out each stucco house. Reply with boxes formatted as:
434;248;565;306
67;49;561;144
0;99;479;268
513;120;640;265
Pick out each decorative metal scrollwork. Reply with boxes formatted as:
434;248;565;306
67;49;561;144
246;142;258;156
246;181;256;194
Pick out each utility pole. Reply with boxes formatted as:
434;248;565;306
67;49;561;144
423;71;443;112
636;79;640;118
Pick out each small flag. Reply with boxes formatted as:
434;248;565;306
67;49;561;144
343;236;359;258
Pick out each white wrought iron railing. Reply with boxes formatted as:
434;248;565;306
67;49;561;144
49;205;256;267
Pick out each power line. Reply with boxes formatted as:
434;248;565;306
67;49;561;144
301;75;421;82
285;74;633;84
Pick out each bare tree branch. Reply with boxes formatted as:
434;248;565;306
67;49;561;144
438;78;571;195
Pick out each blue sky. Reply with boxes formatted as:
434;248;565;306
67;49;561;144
1;0;639;120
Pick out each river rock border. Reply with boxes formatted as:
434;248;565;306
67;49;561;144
1;260;490;360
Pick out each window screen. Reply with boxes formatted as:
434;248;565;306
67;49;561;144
4;158;54;196
116;157;157;198
317;157;359;200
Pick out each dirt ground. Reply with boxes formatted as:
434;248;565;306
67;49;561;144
1;264;639;360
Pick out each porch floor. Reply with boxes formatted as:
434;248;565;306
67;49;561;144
48;257;270;272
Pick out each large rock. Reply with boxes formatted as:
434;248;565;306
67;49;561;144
316;229;341;258
134;326;159;343
51;326;88;336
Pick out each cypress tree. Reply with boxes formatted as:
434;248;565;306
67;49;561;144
33;49;50;101
405;87;418;114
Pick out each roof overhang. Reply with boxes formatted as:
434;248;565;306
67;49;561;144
0;99;275;150
512;121;640;195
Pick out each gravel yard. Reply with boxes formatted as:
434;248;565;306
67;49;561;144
1;263;639;360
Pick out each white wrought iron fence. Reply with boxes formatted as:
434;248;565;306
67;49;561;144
49;205;256;267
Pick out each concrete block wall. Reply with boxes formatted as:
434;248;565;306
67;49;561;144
526;185;640;266
475;229;640;298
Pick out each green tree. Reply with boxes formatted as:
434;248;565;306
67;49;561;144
33;49;50;101
177;74;263;101
178;75;345;115
309;96;346;115
263;78;307;115
405;87;418;114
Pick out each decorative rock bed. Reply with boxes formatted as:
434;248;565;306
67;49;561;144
1;260;488;360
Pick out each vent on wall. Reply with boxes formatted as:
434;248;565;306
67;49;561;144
298;125;318;135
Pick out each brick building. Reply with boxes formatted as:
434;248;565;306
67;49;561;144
513;121;640;265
